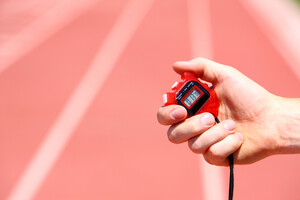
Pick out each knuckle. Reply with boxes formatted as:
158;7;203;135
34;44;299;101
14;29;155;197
188;140;198;153
189;117;203;133
203;153;215;165
216;129;227;140
157;108;167;125
167;127;179;143
208;148;223;162
194;57;207;63
188;138;204;154
189;122;199;133
233;138;242;149
157;106;176;125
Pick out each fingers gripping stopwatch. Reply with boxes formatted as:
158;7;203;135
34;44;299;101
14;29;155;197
162;72;234;200
163;72;220;117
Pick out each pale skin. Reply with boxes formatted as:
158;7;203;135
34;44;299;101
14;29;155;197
157;58;300;166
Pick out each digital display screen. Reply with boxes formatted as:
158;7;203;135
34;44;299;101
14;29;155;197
183;89;201;107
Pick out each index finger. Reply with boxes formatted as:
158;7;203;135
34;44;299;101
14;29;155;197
173;57;231;84
157;105;187;125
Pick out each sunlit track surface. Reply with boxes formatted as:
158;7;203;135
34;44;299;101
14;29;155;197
6;1;154;199
1;0;300;200
0;0;100;74
239;0;300;81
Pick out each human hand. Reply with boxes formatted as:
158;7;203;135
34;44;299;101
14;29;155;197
157;58;296;165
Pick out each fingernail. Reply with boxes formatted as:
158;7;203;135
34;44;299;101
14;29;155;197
224;120;236;132
200;113;215;126
235;133;243;141
171;108;186;119
174;61;190;66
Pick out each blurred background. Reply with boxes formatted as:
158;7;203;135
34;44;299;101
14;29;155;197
1;0;300;199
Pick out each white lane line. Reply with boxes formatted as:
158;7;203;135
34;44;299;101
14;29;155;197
186;0;226;199
239;0;300;80
187;0;213;59
0;0;99;75
6;0;154;199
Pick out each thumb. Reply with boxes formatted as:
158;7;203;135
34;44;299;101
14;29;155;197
173;57;231;84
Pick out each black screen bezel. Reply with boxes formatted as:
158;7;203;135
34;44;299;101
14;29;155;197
176;81;210;115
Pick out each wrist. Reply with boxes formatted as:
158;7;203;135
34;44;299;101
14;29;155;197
274;96;300;154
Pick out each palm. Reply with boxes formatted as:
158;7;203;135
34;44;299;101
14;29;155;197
214;69;278;164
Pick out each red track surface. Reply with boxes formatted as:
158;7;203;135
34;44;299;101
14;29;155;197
1;0;300;199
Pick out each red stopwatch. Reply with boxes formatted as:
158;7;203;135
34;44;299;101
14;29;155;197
163;72;220;117
163;72;235;200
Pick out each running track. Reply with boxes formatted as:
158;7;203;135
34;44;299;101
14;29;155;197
1;0;300;199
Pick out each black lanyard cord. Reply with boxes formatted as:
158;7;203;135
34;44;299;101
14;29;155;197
228;153;234;200
215;118;234;200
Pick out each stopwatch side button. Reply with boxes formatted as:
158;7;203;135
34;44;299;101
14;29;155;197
163;92;176;106
171;81;179;90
